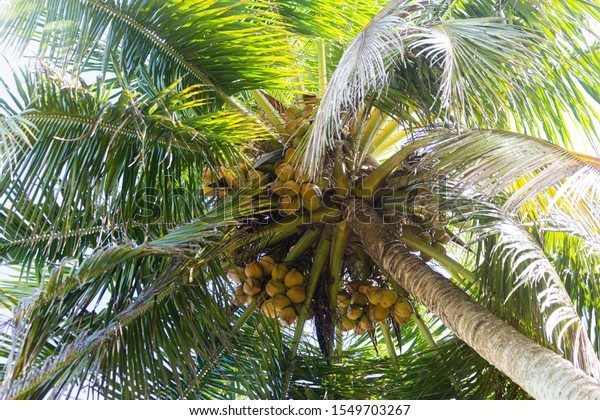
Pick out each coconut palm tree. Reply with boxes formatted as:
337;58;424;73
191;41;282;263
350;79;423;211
1;0;600;400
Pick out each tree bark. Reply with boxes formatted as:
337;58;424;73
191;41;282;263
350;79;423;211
344;198;600;400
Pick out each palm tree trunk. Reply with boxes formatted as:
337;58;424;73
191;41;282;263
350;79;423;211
344;199;600;400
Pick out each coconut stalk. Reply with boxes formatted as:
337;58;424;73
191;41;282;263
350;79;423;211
344;198;600;400
283;227;332;395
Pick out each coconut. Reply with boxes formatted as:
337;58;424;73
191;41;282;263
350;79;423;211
247;170;266;188
275;162;295;181
284;147;296;163
419;231;432;243
340;315;357;332
279;307;297;326
227;267;245;283
261;300;277;318
258;255;276;276
433;228;451;244
358;284;370;295
366;287;380;305
420;251;432;262
219;165;237;188
293;303;304;315
316;178;329;191
233;284;247;306
358;314;374;331
350;292;368;307
378;289;398;308
284;120;299;136
243;277;262;296
286;286;306;303
300;183;321;212
245;262;264;279
272;294;292;310
282;180;301;196
284;269;304;288
271;180;285;196
295;120;310;137
432;241;446;255
280;195;300;215
202;185;216;196
265;280;287;297
354;327;366;335
346;281;360;294
285;107;302;120
392;299;413;320
294;165;310;184
201;168;213;183
346;304;364;321
271;264;289;281
337;290;352;308
368;304;390;322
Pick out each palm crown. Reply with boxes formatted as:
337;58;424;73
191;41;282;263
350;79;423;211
1;0;600;400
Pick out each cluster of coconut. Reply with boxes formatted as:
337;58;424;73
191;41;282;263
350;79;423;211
401;223;451;262
337;282;414;335
202;162;267;198
271;148;328;216
228;256;308;327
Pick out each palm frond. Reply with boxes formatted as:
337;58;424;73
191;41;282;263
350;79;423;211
416;130;600;248
1;0;298;108
304;0;430;176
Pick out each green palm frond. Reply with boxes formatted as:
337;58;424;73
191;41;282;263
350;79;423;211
0;0;298;109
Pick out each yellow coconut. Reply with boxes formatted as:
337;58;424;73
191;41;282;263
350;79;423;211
378;289;398;308
316;178;329;191
340;315;357;332
243;277;262;296
201;168;213;183
346;304;364;321
282;180;301;196
271;264;289;281
300;183;321;212
280;195;300;215
247;170;266;188
233;285;247;306
358;284;371;295
350;292;368;307
346;281;360;294
354;327;366;335
358;314;374;331
265;280;287;297
245;262;264;279
284;269;305;288
392;299;413;321
219;165;237;188
278;307;297;326
275;162;295;181
285;108;302;120
258;255;276;276
368;304;390;322
272;294;292;310
286;286;306;304
337;290;352;308
294;165;310;184
271;180;285;196
284;147;297;163
202;185;216;196
366;287;381;305
261;300;277;318
226;267;245;283
293;303;304;315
